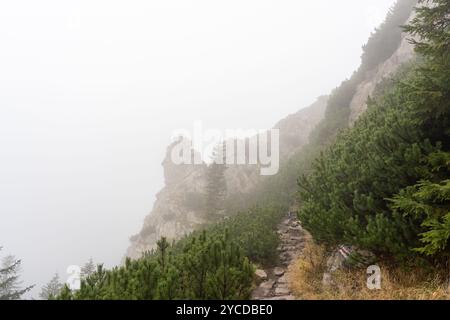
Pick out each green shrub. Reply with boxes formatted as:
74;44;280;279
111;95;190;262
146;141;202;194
298;0;450;260
57;205;283;300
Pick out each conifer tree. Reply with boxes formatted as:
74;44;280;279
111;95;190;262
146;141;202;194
55;205;282;300
181;232;210;299
390;151;450;256
157;237;170;272
361;0;418;72
0;248;33;300
81;258;96;279
39;273;63;300
298;0;449;260
205;231;253;299
205;142;228;219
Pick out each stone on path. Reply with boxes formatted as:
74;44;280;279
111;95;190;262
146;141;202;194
251;280;275;299
278;275;288;284
274;286;291;296
273;267;285;277
260;280;275;290
255;269;268;282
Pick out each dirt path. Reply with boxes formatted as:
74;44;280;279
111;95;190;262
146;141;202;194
251;214;306;300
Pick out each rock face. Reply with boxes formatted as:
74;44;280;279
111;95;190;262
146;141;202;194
275;95;329;158
126;6;419;261
255;270;268;283
126;139;209;259
348;14;416;124
126;98;328;259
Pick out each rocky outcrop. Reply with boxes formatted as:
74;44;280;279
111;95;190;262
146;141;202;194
275;95;329;158
126;139;209;259
349;14;416;124
126;5;419;261
126;98;328;259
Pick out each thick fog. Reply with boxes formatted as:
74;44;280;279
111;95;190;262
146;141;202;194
0;0;396;298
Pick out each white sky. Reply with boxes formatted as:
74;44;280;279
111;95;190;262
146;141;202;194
0;0;396;298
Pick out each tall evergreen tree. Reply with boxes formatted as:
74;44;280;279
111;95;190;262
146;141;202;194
157;237;170;272
39;273;63;300
389;151;450;257
0;248;33;300
205;142;228;219
81;258;96;279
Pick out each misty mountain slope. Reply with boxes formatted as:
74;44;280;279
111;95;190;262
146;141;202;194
126;96;328;259
349;11;416;123
126;0;419;260
56;0;450;301
296;0;449;267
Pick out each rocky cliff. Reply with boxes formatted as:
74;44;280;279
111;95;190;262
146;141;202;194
349;13;416;124
126;96;328;259
126;6;418;260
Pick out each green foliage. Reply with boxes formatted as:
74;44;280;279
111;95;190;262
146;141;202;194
0;248;34;300
205;143;228;219
55;0;434;300
56;229;254;300
298;0;449;260
390;152;450;256
310;0;418;147
222;1;418;217
214;1;421;272
202;206;284;265
310;77;359;146
56;206;282;300
361;0;418;73
403;0;450;62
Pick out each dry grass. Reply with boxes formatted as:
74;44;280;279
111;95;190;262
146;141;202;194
288;239;450;300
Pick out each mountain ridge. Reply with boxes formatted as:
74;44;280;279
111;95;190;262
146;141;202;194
126;0;419;260
126;96;328;259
